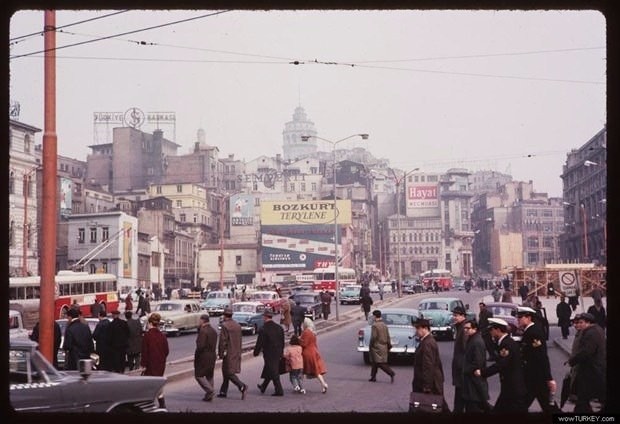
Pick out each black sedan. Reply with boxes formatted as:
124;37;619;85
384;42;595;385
9;338;167;413
290;292;323;320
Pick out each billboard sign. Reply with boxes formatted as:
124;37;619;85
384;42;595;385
407;184;439;208
59;177;72;217
230;193;254;226
260;199;351;271
260;200;352;226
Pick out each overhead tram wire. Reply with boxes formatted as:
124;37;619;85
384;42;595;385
10;10;233;60
9;10;131;44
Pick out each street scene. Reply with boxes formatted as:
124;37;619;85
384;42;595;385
8;9;608;419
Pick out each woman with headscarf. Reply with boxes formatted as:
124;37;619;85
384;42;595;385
299;318;328;393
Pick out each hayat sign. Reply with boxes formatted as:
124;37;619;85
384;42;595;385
407;184;439;208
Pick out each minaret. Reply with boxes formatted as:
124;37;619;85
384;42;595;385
282;106;318;161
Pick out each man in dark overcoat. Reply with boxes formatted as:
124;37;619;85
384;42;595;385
320;289;331;320
411;318;449;410
253;310;285;396
517;306;560;413
217;307;248;399
195;314;218;401
567;313;606;412
108;309;129;373
92;309;113;371
291;300;306;336
461;320;491;412
476;318;527;413
451;306;468;413
62;308;94;371
556;295;572;339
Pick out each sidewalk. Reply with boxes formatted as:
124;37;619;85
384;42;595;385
480;293;606;356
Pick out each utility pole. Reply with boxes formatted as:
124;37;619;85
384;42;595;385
39;10;57;365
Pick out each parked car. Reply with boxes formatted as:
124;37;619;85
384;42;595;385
219;301;266;335
340;285;362;305
357;307;420;364
251;291;286;314
417;297;476;341
200;290;233;316
56;317;102;369
141;300;203;336
290;292;323;320
402;280;424;294
9;338;167;412
485;302;524;341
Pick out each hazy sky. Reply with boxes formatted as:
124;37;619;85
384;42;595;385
9;9;606;196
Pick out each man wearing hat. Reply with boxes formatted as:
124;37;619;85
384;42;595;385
411;317;448;410
61;307;95;371
253;310;285;396
450;306;468;413
368;310;395;383
194;314;218;401
567;312;606;412
517;306;560;413
217;307;248;399
475;318;527;412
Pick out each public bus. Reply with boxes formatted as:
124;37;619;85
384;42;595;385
9;270;119;319
421;269;453;291
312;267;357;294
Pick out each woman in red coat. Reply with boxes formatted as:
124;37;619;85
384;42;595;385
141;313;169;409
299;318;328;393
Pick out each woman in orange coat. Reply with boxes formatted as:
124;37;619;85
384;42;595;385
299;318;328;393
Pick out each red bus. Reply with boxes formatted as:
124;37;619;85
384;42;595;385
421;269;453;291
312;267;357;295
9;270;119;319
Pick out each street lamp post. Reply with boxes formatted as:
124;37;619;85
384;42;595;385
301;133;369;321
390;167;418;298
217;193;231;290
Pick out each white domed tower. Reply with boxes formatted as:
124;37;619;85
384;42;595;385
282;106;318;161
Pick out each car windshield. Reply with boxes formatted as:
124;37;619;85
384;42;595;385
233;304;264;313
382;313;417;326
156;303;182;312
207;292;229;299
296;295;315;303
419;301;449;311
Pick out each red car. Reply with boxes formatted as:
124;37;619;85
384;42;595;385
251;291;286;314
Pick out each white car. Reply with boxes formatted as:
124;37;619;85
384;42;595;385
142;300;203;336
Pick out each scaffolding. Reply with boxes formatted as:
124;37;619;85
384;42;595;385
508;264;606;297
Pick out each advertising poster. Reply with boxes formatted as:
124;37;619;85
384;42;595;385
122;222;132;278
230;193;254;226
260;200;351;270
59;177;72;217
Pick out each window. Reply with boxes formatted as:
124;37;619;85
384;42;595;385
90;227;97;243
9;171;14;194
102;262;108;272
24;134;31;153
543;237;554;248
176;200;182;208
526;209;538;217
527;252;539;264
9;220;15;247
527;236;539;248
89;263;97;274
193;214;198;223
177;185;183;193
152;252;161;267
78;228;85;244
542;209;553;217
102;227;109;241
290;183;295;191
236;256;242;266
156;185;162;194
301;183;306;192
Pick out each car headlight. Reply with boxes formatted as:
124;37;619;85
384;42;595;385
166;319;173;325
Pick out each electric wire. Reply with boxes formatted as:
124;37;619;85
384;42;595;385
9;10;232;59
